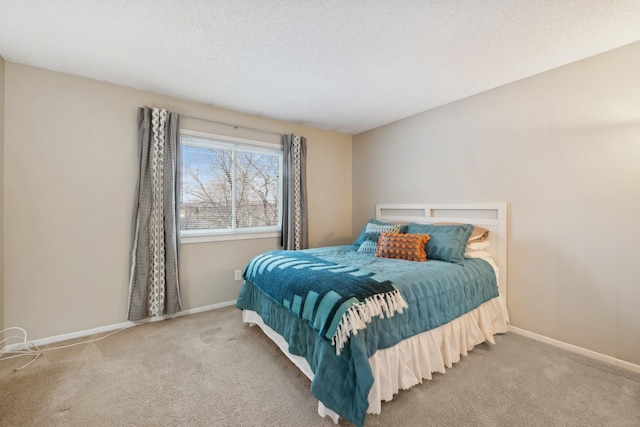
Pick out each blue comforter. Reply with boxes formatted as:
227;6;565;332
236;245;498;427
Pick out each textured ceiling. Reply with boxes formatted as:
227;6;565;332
1;1;640;135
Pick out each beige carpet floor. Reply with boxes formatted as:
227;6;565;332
1;306;639;426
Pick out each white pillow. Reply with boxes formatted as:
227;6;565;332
466;240;490;251
464;250;491;259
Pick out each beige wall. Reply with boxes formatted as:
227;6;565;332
0;55;5;338
353;41;640;366
4;62;352;340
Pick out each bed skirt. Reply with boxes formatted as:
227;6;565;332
242;295;509;423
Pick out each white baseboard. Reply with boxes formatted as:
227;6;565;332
2;300;237;352
508;326;640;374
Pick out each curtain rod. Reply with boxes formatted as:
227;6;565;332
181;114;284;137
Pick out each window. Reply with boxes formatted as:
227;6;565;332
180;131;283;241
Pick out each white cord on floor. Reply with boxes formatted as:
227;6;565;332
0;327;42;371
1;325;133;372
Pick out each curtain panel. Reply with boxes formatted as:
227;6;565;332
281;134;308;250
128;107;181;321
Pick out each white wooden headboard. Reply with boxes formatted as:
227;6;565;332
376;203;508;302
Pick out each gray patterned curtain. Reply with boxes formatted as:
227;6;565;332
128;107;181;321
281;134;308;250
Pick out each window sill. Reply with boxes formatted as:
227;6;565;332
180;231;281;244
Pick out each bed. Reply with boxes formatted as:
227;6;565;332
236;204;509;426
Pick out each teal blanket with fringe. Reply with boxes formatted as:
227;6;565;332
243;250;408;354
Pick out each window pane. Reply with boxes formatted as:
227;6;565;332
235;150;280;228
180;134;282;236
181;145;233;230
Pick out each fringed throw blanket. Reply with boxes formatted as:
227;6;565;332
243;250;408;354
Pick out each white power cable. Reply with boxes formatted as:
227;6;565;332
1;325;133;372
0;327;42;371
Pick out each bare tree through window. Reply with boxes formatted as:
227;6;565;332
180;135;282;233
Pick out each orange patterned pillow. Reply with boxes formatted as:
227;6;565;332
375;232;430;262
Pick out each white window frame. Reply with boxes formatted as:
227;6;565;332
180;130;283;244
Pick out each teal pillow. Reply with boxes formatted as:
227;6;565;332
353;219;389;245
406;223;474;264
354;219;408;246
356;222;401;253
